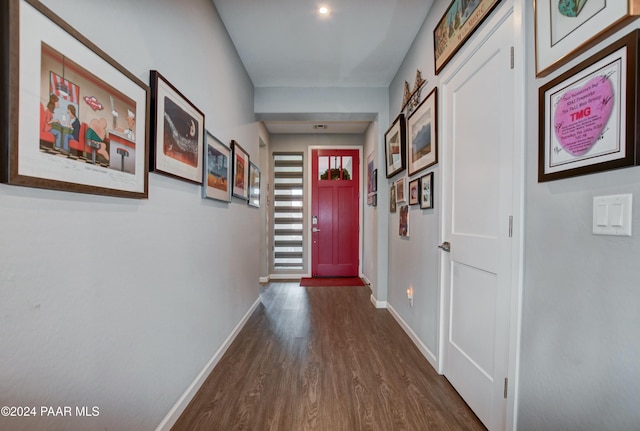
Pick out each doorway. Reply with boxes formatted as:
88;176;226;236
311;148;360;277
439;9;520;431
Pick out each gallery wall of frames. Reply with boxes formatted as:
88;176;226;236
1;0;261;208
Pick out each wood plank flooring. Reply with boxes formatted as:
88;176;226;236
171;282;486;431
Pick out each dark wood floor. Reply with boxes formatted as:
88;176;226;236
172;282;486;431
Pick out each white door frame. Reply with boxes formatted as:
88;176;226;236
436;2;525;430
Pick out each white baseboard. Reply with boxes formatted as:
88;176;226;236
387;304;438;372
259;276;270;283
360;274;371;287
370;293;387;309
155;297;261;431
268;273;306;280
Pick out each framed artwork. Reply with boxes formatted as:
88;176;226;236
538;30;639;182
372;194;377;207
395;177;406;203
420;172;434;209
384;113;406;178
248;161;260;208
150;70;204;184
372;169;378;192
367;151;375;195
407;88;438;176
399;205;409;238
202;130;231;202
231;140;250;200
434;0;503;75
535;0;640;77
408;178;419;205
2;0;149;198
390;183;397;213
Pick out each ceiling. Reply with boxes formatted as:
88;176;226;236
211;0;434;133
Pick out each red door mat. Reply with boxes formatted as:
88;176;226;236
299;277;366;287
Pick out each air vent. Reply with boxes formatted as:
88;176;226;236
313;124;328;130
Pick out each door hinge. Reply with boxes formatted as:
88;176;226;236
510;46;514;69
508;216;513;238
504;378;508;398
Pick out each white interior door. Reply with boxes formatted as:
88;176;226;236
440;11;515;431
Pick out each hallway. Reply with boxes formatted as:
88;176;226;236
172;282;486;430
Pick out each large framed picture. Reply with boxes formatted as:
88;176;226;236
538;30;639;182
248;161;261;208
2;0;149;198
150;70;204;184
202;130;231;202
231;140;250;200
535;0;640;77
384;113;406;178
434;0;503;75
407;88;438;176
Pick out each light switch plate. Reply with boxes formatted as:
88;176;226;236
592;194;632;236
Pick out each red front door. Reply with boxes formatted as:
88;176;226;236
311;149;360;277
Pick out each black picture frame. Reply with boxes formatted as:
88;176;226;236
419;172;434;210
150;70;204;184
202;130;231;203
384;113;406;178
248;161;260;208
231;140;250;200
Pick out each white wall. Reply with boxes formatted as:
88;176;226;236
0;1;260;430
385;0;446;366
518;5;640;430
362;122;380;292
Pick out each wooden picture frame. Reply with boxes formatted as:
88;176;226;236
434;0;503;75
409;178;419;205
420;172;434;210
534;0;640;77
390;183;397;213
248;161;260;208
395;177;406;203
150;70;204;184
202;130;231;202
231;140;250;200
407;88;438;176
538;30;639;182
384;113;406;178
2;0;150;198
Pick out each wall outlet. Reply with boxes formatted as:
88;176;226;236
406;287;414;307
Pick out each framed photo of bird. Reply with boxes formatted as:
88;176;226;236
150;70;204;184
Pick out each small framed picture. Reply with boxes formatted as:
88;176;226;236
150;70;204;184
395;177;406;203
419;172;434;210
248;161;260;208
231;140;249;200
399;204;409;238
390;183;397;213
408;178;419;205
384;113;406;178
202;130;231;202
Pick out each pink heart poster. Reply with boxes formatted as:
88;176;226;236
553;75;614;157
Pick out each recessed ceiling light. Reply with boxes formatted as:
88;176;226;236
318;6;330;15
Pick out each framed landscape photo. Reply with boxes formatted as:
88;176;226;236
420;172;434;209
407;88;438;176
434;0;503;75
248;161;261;208
202;130;231;202
231;140;250;200
538;30;639;182
535;0;640;77
150;70;204;184
408;178;419;205
384;113;406;178
2;0;150;198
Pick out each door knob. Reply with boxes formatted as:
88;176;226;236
312;227;321;233
438;241;451;252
